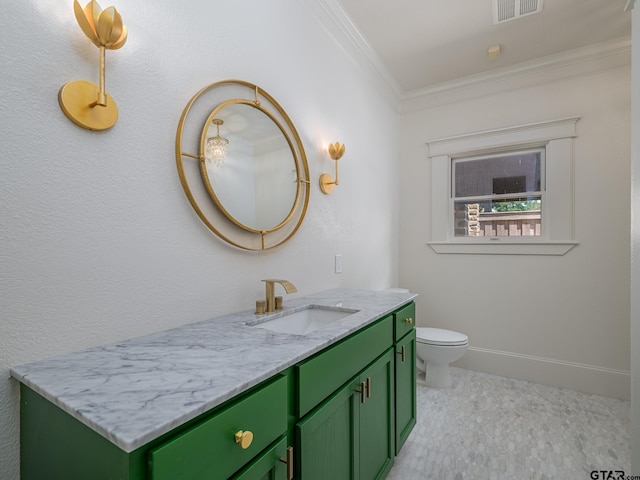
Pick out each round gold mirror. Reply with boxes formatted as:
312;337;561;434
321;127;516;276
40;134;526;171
176;80;310;250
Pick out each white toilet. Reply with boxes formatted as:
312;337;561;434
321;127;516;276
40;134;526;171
415;327;469;388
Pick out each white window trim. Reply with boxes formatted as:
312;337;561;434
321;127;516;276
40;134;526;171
427;117;580;255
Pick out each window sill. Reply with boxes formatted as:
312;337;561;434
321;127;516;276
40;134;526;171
427;241;578;255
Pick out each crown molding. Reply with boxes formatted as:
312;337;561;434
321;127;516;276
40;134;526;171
298;1;631;114
401;37;632;112
296;0;402;111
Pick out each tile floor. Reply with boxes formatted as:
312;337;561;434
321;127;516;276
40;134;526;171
387;368;631;480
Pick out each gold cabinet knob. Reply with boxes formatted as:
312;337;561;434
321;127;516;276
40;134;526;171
405;317;413;325
235;430;254;449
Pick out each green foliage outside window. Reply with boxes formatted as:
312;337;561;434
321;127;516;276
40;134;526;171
492;200;541;212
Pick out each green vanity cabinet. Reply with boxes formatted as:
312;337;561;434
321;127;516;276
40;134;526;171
296;349;395;480
20;373;292;480
18;299;416;480
20;384;146;480
393;302;417;454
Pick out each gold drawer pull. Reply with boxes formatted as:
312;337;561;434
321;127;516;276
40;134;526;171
356;381;366;404
234;430;254;449
405;317;413;325
279;446;294;480
398;345;406;362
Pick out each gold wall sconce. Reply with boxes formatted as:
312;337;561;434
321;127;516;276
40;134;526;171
319;142;345;194
58;0;128;131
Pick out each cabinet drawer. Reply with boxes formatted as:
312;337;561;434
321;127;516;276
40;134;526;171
296;315;393;418
393;302;415;341
232;436;289;480
149;375;288;480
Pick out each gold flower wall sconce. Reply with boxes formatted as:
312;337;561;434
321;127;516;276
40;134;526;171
58;0;128;131
319;142;345;194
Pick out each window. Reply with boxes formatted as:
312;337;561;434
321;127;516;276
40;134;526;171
426;118;579;255
452;149;544;238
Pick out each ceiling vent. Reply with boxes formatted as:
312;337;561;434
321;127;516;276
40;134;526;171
493;0;543;24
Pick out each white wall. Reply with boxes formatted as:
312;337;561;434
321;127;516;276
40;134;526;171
0;1;400;477
400;66;631;399
631;4;640;475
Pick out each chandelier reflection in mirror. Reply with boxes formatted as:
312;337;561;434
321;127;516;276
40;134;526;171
176;80;311;251
206;119;229;167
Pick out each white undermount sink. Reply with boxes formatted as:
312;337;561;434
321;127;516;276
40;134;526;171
250;305;360;335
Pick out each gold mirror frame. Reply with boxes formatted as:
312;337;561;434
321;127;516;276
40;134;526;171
199;100;300;232
176;80;310;251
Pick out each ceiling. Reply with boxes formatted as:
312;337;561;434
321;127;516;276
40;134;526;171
336;0;631;93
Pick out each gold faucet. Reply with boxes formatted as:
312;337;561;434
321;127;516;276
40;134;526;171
261;279;297;313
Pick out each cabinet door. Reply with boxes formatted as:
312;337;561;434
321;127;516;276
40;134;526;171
297;349;395;480
394;330;416;454
359;349;395;480
232;437;290;480
296;379;360;480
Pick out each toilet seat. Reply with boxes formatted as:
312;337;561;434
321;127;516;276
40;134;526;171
416;327;468;346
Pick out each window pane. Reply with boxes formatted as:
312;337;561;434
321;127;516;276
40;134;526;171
454;198;541;237
454;151;542;198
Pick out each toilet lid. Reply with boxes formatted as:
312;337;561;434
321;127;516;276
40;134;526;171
416;327;468;346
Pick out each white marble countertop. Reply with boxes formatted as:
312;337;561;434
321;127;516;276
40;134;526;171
11;288;416;453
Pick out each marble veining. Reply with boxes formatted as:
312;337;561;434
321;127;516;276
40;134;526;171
10;288;416;453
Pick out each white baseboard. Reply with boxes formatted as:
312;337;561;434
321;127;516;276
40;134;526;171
453;346;630;400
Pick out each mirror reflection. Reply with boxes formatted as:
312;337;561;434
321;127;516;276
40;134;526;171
176;79;310;251
202;103;298;231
